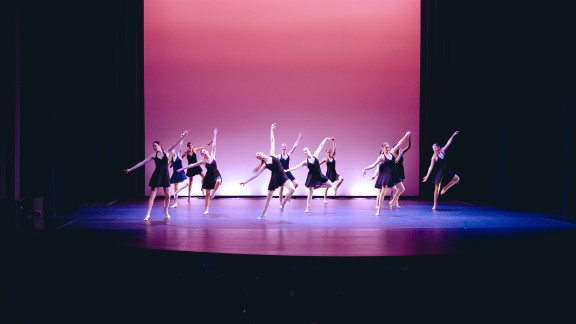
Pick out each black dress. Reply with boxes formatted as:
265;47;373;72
280;154;295;181
149;151;170;188
374;154;399;189
395;155;406;181
266;157;289;191
202;159;222;190
305;157;329;188
170;155;188;184
325;158;340;182
431;152;455;187
185;152;203;177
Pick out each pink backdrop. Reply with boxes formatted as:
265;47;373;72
144;0;420;197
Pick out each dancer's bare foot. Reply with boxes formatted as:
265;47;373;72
163;209;170;219
203;209;209;215
170;203;178;208
324;199;328;204
305;208;310;213
257;213;266;220
144;215;150;221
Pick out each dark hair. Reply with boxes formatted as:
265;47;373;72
153;140;161;146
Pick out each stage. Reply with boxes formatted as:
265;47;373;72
8;197;576;322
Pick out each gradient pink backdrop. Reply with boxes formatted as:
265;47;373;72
144;0;420;197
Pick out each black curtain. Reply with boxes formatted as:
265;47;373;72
421;0;573;216
3;0;145;231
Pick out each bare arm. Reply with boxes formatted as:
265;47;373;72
270;123;276;156
124;154;154;173
240;167;267;186
165;130;189;155
177;160;205;172
441;130;459;152
391;131;411;153
211;128;218;158
284;160;307;173
319;157;327;165
362;156;384;176
193;140;213;153
332;139;337;157
422;155;436;182
288;132;302;156
372;166;379;180
313;137;332;158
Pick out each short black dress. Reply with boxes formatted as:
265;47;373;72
374;154;399;189
170;155;188;184
202;159;222;190
305;157;329;188
279;154;296;181
149;151;170;188
185;152;203;177
266;156;289;191
325;158;340;182
395;155;406;181
431;152;455;187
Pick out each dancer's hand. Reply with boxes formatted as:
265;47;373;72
177;168;184;172
181;130;189;137
422;175;428;182
214;128;218;134
123;169;131;174
239;182;246;186
271;123;276;130
362;169;366;176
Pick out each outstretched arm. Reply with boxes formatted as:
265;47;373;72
177;160;204;172
422;155;436;182
270;123;276;156
372;166;379;180
313;137;332;158
240;167;266;186
319;157;327;165
192;140;213;153
391;131;411;153
288;132;302;156
211;128;218;158
362;156;383;176
284;160;307;173
166;130;189;155
124;154;155;173
442;130;459;152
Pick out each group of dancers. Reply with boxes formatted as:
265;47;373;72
124;124;460;220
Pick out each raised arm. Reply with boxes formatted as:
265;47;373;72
211;128;218;158
124;154;154;173
362;156;383;176
192;140;213;154
422;155;436;182
270;123;276;156
391;131;412;153
396;135;411;163
240;167;267;186
288;132;302;156
331;139;337;157
166;130;189;154
313;137;332;158
441;130;459;152
284;159;307;173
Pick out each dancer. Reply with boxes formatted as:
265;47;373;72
389;133;411;208
177;128;221;215
183;140;212;201
239;152;296;219
320;138;344;203
362;131;411;215
124;130;189;220
422;131;460;210
285;137;333;213
270;123;301;204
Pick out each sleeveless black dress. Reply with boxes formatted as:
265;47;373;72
395;155;406;181
185;152;203;177
374;154;399;189
325;158;340;182
280;154;296;181
431;152;455;187
305;157;329;188
202;159;222;190
266;157;289;191
170;155;188;184
149;151;170;188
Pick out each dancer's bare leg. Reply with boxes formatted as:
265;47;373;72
258;190;275;219
200;173;206;196
210;179;222;199
432;184;440;210
204;190;211;214
324;188;329;204
376;186;387;216
305;188;313;213
441;175;460;195
187;177;193;201
390;182;405;208
281;181;295;211
163;187;171;219
375;188;382;209
144;188;158;220
278;186;284;204
333;177;343;196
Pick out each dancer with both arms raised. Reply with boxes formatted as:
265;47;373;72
270;123;301;205
320;138;344;203
422;130;460;210
285;137;333;213
124;130;189;220
389;132;411;208
239;132;296;219
362;131;411;215
182;139;212;201
177;128;222;215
